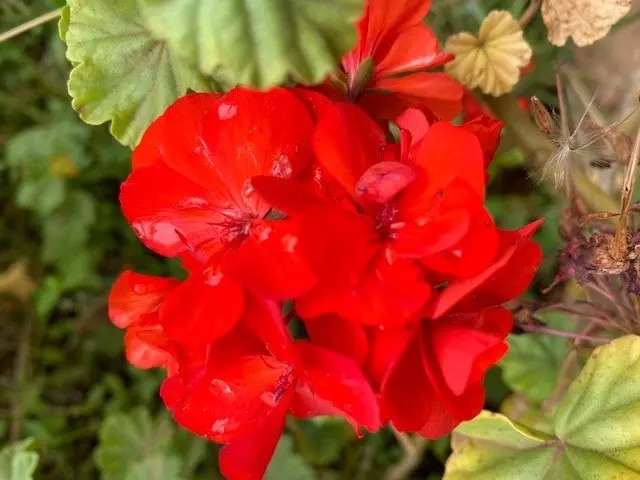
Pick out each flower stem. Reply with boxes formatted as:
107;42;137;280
610;123;640;259
0;8;61;44
519;323;610;343
519;0;541;28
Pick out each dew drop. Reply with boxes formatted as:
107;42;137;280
218;103;238;120
271;154;293;178
384;247;396;265
204;267;224;286
256;225;272;242
389;221;406;230
133;283;147;295
242;178;254;199
451;249;463;258
281;234;298;253
415;217;428;227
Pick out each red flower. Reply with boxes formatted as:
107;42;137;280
327;0;463;120
380;220;543;435
256;103;497;326
118;88;330;346
160;297;380;480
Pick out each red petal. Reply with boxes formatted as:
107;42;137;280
420;204;499;278
462;115;504;166
304;315;369;366
363;0;433;61
132;93;219;170
108;270;178;328
298;256;430;327
365;326;412;391
218;398;288;480
241;295;297;365
224;218;317;300
412;121;486;200
455;225;543;312
196;88;315;218
313;103;386;197
161;355;292;443
289;87;333;120
396;107;433;148
417;314;509;437
371;73;464;120
160;270;245;346
290;342;380;433
426;219;543;319
376;25;451;77
380;330;434;432
120;164;234;259
251;176;324;215
124;318;177;371
355;161;417;203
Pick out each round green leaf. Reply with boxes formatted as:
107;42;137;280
140;0;363;88
95;408;183;480
445;335;640;479
500;310;574;402
62;0;218;147
555;334;640;477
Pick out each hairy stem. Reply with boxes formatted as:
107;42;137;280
518;0;541;28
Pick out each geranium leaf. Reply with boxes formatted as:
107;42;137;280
500;310;574;402
61;0;218;147
445;335;640;479
0;438;39;480
265;435;315;480
95;408;184;480
139;0;363;88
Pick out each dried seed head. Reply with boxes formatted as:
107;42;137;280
530;96;555;135
590;233;630;275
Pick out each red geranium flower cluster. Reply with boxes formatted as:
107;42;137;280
108;1;542;479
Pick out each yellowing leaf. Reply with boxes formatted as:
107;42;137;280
445;335;640;479
0;260;37;303
542;0;631;47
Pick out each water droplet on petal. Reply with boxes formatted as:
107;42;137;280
218;103;238;120
255;225;272;242
271;155;293;178
384;247;396;265
194;145;203;155
204;267;224;286
179;197;209;208
133;283;147;295
415;217;428;227
281;234;298;253
389;221;406;230
451;249;463;258
241;178;254;199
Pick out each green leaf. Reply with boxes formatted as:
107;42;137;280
554;334;640;478
0;438;39;480
445;335;640;479
297;417;352;467
500;310;574;402
140;0;363;88
62;0;218;147
95;408;183;480
42;191;96;264
265;435;315;480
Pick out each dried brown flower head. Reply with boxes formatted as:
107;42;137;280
542;0;631;47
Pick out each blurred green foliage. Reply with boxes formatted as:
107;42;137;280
0;0;569;479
